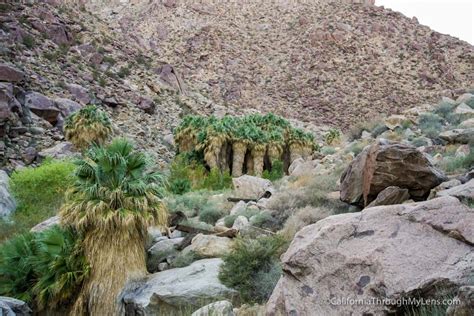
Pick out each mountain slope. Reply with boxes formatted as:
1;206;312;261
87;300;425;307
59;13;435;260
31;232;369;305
91;0;474;128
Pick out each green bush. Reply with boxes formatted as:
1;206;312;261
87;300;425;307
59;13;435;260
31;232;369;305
0;226;89;311
169;178;191;195
1;159;75;241
169;251;200;268
324;128;341;145
224;215;238;228
434;101;456;118
410;137;430;148
199;204;225;225
439;146;474;173
321;146;336;155
219;235;286;304
249;212;278;230
418;113;443;138
262;160;284;182
22;34;35;49
200;168;232;191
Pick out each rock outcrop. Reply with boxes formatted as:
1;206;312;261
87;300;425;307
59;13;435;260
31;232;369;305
0;296;31;316
266;196;474;315
232;175;273;200
340;140;446;206
122;259;238;315
0;171;16;217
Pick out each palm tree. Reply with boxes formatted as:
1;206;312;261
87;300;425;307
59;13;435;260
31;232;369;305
60;138;168;315
64;105;113;150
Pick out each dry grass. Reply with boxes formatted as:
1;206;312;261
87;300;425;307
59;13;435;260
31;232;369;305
279;206;334;241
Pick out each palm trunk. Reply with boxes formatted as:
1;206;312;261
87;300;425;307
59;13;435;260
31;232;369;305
289;143;304;164
252;146;265;177
232;142;246;177
268;144;283;164
71;228;146;316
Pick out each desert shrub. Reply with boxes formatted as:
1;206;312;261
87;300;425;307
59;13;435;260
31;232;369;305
466;97;474;109
249;212;278;230
200;168;232;191
410;137;430;148
1;159;75;241
169;178;191;195
262;160;284;182
169;251;200;268
324;128;341;145
345;141;368;156
371;123;388;138
321;146;336;155
165;192;209;217
179;219;214;232
224;214;238;228
438;146;474;173
219;235;286;304
117;64;131;78
418;113;443;138
434;101;456;118
199;204;225;225
347;118;383;141
0;226;89;311
22;34;35;49
279;206;334;241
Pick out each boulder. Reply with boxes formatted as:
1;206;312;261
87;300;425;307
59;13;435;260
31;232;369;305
288;159;318;178
24;92;60;124
459;118;474;129
366;186;410;208
182;234;233;258
232;216;249;231
266;197;474;315
0;64;24;82
147;237;184;272
54;98;82;118
66;83;90;105
229;201;246;215
232;175;273;200
454;103;474;119
0;296;31;316
30;216;60;233
456;93;474;105
191;300;234;316
435;179;474;202
123;259;238;315
0;171;16;217
447;286;474;316
38;142;75;160
439;128;474;144
137;97;155;114
340;140;446;207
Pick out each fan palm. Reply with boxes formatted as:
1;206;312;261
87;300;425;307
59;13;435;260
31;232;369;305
64;105;113;150
60;138;168;315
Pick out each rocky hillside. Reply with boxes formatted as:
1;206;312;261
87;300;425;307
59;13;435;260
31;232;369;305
83;0;474;128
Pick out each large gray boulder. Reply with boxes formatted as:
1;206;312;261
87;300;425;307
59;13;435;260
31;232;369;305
191;300;234;316
340;140;446;207
0;171;16;218
182;234;233;258
123;259;238;315
24;92;60;125
266;196;474;315
38;142;76;160
0;64;24;83
232;175;273;200
439;128;474;144
366;186;410;208
435;179;474;202
147;237;184;272
0;296;31;316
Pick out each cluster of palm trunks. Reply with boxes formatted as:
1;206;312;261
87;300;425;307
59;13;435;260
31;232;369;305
174;114;316;176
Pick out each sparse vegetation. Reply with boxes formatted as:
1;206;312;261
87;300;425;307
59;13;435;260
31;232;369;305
219;235;286;304
22;34;35;49
0;159;75;241
418;113;443;138
324;128;341;145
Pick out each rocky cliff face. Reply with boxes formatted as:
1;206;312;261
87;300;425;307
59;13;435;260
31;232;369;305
0;0;473;170
87;0;473;129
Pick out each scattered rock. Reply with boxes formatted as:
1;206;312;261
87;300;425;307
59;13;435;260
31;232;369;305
454;103;474;119
30;216;60;233
366;186;410;208
266;196;474;315
435;179;474;202
229;201;246;215
232;216;249;231
123;259;238;315
191;300;234;316
0;296;31;316
232;175;273;200
459;118;474;129
384;114;408;130
137;96;155;114
340;140;446;206
439;128;474;144
147;237;184;272
54;98;82;118
38;142;75;160
0;171;16;218
66;83;90;105
0;64;24;83
24;92;60;125
182;234;233;258
288;159;318;178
